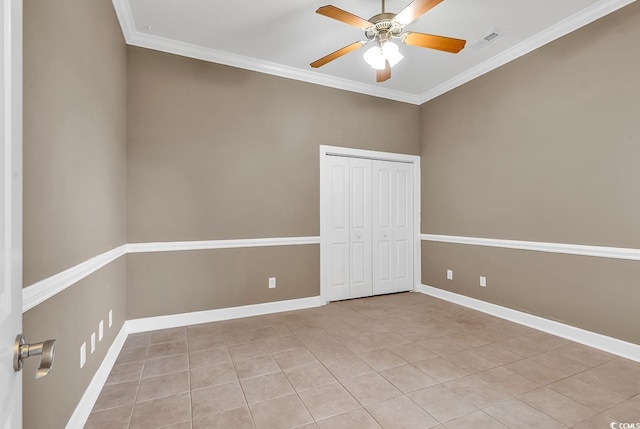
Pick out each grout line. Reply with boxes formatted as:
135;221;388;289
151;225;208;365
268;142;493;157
95;293;640;428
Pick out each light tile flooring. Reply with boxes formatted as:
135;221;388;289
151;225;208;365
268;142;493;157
85;293;640;429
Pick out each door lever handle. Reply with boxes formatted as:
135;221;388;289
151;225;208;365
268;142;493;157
13;334;56;379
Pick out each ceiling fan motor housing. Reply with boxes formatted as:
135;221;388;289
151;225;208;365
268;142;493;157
365;13;403;42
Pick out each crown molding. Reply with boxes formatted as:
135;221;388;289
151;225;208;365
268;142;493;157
110;0;419;104
112;0;635;106
417;0;637;104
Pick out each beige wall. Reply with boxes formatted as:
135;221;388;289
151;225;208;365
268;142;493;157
22;260;127;428
127;246;319;319
23;0;127;427
126;47;420;318
420;3;640;344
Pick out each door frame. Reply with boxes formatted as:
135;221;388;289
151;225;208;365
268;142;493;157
1;0;23;426
319;145;421;304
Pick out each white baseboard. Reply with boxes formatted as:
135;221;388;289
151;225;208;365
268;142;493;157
127;295;324;332
65;324;129;429
420;284;640;363
127;295;324;333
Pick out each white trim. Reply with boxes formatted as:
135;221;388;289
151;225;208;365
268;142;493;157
319;145;422;303
65;325;129;429
126;295;323;333
112;0;633;105
419;284;640;362
110;0;419;105
2;0;23;426
22;245;127;313
421;234;640;261
22;237;320;312
126;236;320;253
417;0;636;104
110;0;135;43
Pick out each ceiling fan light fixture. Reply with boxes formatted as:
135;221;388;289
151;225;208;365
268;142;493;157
363;45;386;70
363;41;404;70
381;41;403;67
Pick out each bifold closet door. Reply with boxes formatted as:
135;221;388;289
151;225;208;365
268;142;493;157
323;156;372;301
372;160;413;295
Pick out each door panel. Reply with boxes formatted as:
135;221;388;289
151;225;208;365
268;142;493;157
349;158;372;299
372;161;394;295
331;243;347;287
395;240;408;279
395;170;408;227
393;163;413;292
324;157;350;301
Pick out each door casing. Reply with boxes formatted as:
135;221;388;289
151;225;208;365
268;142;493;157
0;0;23;427
319;145;421;304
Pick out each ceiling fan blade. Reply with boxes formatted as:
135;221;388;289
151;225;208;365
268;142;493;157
316;5;373;29
376;60;391;83
394;0;443;26
310;41;366;68
403;32;466;53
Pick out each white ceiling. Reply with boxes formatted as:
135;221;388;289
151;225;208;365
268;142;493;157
112;0;633;104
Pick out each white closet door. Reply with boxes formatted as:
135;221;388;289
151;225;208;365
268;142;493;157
322;156;373;300
323;156;350;301
372;162;394;295
349;158;372;299
392;161;413;292
372;160;413;294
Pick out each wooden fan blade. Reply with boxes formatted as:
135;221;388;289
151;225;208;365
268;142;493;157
403;32;466;53
310;41;366;68
376;60;391;83
394;0;443;26
316;5;373;29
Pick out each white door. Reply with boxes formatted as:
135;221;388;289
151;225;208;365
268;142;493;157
322;156;373;301
347;158;372;299
372;160;413;294
0;0;23;427
322;154;413;301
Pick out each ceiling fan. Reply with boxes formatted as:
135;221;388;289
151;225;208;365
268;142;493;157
310;0;466;83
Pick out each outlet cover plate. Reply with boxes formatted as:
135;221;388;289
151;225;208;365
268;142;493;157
80;343;86;368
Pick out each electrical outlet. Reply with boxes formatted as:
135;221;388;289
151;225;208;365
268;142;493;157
80;343;86;368
90;333;96;354
99;320;104;341
447;270;453;280
269;277;276;288
480;276;487;287
109;309;113;328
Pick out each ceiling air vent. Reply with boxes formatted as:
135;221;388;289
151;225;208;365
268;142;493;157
471;31;503;50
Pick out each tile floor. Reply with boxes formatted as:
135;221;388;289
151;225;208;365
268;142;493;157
85;292;640;429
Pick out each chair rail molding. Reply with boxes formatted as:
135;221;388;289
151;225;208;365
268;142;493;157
421;234;640;261
22;236;321;312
